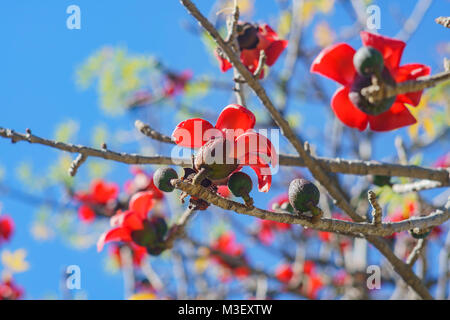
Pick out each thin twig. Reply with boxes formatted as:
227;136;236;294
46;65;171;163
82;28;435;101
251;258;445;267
135;120;175;144
435;16;450;28
368;190;382;225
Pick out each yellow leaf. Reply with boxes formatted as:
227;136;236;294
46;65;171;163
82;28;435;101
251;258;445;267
1;249;30;273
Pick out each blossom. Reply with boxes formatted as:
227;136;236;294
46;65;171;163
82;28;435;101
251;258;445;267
0;215;14;244
74;179;119;223
275;264;293;283
0;277;23;300
97;191;167;255
311;31;430;131
163;70;192;97
433;152;450;168
210;231;250;280
215;22;288;79
124;167;164;200
172;104;277;192
257;219;291;245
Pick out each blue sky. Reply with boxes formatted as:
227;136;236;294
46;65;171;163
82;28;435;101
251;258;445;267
0;1;449;299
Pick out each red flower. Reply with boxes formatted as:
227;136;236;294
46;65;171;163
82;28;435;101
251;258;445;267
0;277;23;300
163;70;192;97
74;179;119;223
268;194;289;211
125;167;164;200
0;215;14;244
216;23;288;79
275;264;294;283
433;152;450;168
211;231;250;279
311;31;430;132
305;274;323;299
97;191;154;252
257;219;291;245
172;104;277;192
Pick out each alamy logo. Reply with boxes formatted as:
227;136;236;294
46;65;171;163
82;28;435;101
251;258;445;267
66;5;81;30
366;265;381;289
66;265;81;290
366;5;381;31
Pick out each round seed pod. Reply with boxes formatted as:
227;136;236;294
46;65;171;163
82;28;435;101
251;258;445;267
348;66;397;116
227;172;253;197
154;167;178;192
194;138;239;183
288;179;320;213
353;46;384;76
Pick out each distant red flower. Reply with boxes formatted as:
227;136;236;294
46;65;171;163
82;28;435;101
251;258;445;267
215;22;288;79
0;215;14;244
257;219;291;245
275;264;293;283
125;167;164;200
211;231;250;280
0;277;23;300
268;194;289;211
434;152;450;168
172;104;277;192
163;70;192;97
305;274;324;299
74;179;119;223
97;191;158;253
311;31;430;132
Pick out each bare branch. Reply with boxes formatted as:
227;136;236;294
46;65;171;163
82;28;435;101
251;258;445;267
170;178;450;238
368;190;382;225
68;153;87;177
135;120;175;144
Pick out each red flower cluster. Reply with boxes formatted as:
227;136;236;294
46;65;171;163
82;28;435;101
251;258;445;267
275;261;324;299
311;32;430;132
172;104;277;192
257;219;291;245
0;215;14;244
216;23;288;79
74;179;119;223
0;277;23;300
97;191;167;256
210;231;250;281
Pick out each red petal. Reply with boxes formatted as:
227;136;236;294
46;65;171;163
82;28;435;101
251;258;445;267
234;131;278;168
368;102;416;131
97;228;132;252
394;64;431;106
240;49;260;73
78;205;96;224
259;24;278;39
215;104;256;135
91;180;119;204
360;31;406;70
265;40;288;66
331;87;368;131
310;43;356;86
172;118;214;148
110;210;144;230
129;191;154;219
214;49;233;72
